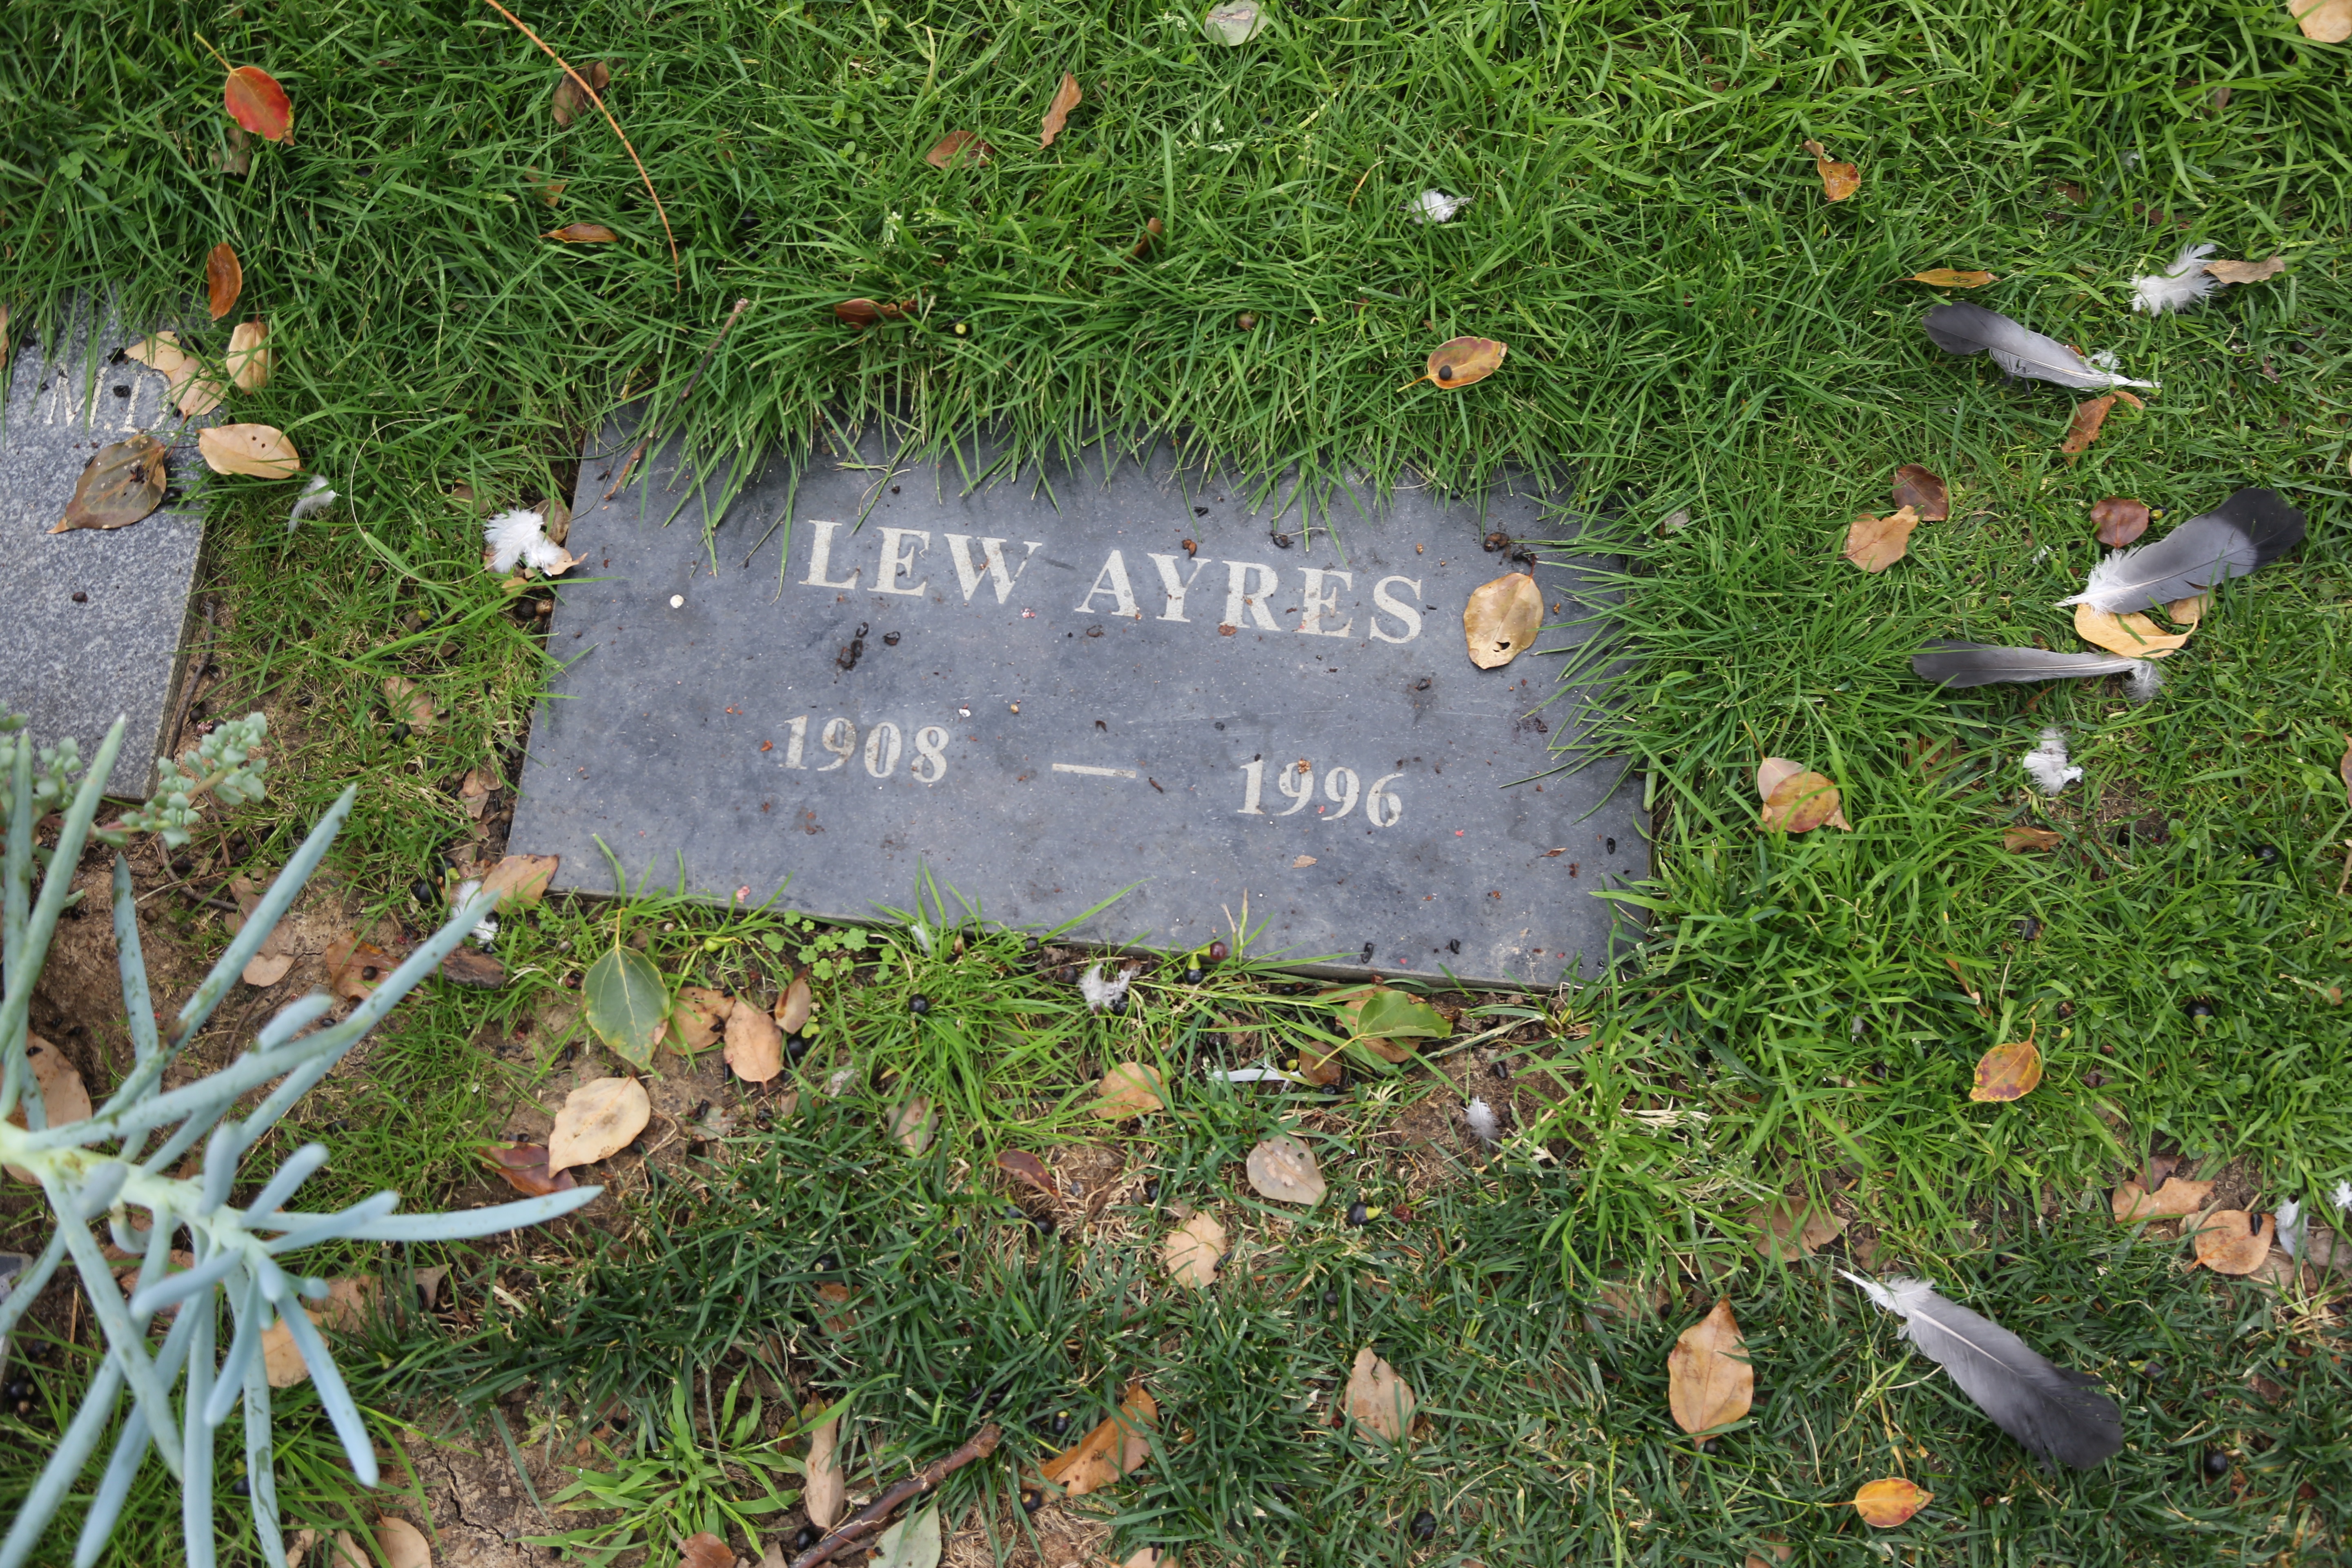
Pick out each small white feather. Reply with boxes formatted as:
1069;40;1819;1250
1078;962;1134;1013
2131;243;2220;315
451;878;497;946
1464;1097;1500;1145
2022;727;2082;795
1407;190;1469;225
2123;660;2164;704
287;474;339;528
2278;1198;2305;1259
2334;1180;2352;1214
483;508;575;575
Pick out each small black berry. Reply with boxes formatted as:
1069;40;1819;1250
1490;1058;1510;1080
1321;1287;1337;1306
2185;998;2217;1019
410;878;438;906
388;722;411;743
1141;1178;1161;1204
2;1378;31;1402
1183;968;1204;984
784;1033;810;1062
2203;1448;2230;1478
794;1525;822;1551
2252;843;2281;866
231;1475;250;1497
1410;1510;1437;1540
1109;994;1127;1014
1020;1490;1043;1514
2016;915;2042;941
812;1253;837;1274
1035;1212;1058;1236
1051;1410;1071;1438
1346;1201;1369;1227
909;994;932;1015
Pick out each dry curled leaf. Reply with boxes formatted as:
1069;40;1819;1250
673;986;733;1051
2167;593;2209;627
125;332;220;418
2090;496;2150;547
1343;1347;1416;1443
2074;602;2191;659
323;936;401;1001
2112;1175;2214;1221
546;1076;650;1175
551;60;610;127
1128;216;1165;259
1463;571;1543;668
1042;1381;1155;1497
382;676;436;731
546;223;619;243
1245;1133;1327;1205
678;1534;731;1568
4;1037;92;1178
1969;1038;2042;1102
804;1409;846;1527
1851;1477;1932;1528
1890;464;1949;521
206;242;243;321
224;65;293;141
227;319;271;392
1801;140;1859;201
1843;504;1920;572
725;1000;784;1082
1091;1062;1166;1119
438;947;505;989
2205;255;2286;285
1040;71;1083;148
484;1143;577;1198
1748;1198;1846;1264
1667;1299;1753;1439
2060;395;2120;460
2191;1210;2275;1274
376;1517;432;1568
997;1149;1057;1196
924;129;992;169
242;951;296;987
198;423;302;478
480;853;558;908
53;434;168;534
775;970;813;1034
1908;269;1994;288
889;1096;936;1154
835;297;915;329
2288;0;2352;40
2003;826;2062;852
1760;771;1842;834
1410;336;1506;391
1162;1211;1226;1288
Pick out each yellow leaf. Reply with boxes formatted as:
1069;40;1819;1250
1760;771;1841;833
2073;602;2191;659
1852;1477;1932;1527
1801;140;1860;201
1407;335;1506;390
1842;504;1920;572
1907;269;1993;287
197;423;302;478
1969;1038;2042;1102
1463;571;1543;668
227;318;272;392
1667;1299;1753;1438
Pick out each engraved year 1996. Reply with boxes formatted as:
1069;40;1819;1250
1235;757;1405;825
773;715;953;782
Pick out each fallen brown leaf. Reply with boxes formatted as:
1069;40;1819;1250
889;1095;936;1154
1667;1299;1753;1439
678;1532;731;1568
1410;335;1507;391
997;1149;1057;1196
2074;603;2190;659
1245;1133;1327;1205
1162;1211;1226;1288
1851;1477;1931;1528
438;947;505;989
197;423;302;478
484;1143;577;1198
804;1408;846;1527
322;936;402;1002
1041;1381;1154;1497
2166;593;2209;627
1748;1198;1846;1264
242;951;296;987
551;60;611;127
2003;826;2063;852
2205;255;2286;285
457;767;494;819
481;852;558;908
1907;269;1994;288
376;1517;432;1568
815;1280;857;1334
207;242;243;321
1128;215;1165;260
724;1000;784;1082
2112;1176;2214;1221
1890;464;1949;521
125;331;224;419
672;987;733;1051
545;223;619;243
2060;395;2121;460
2089;496;2150;547
1343;1347;1416;1443
1969;1038;2042;1102
2288;0;2352;41
383;676;436;731
1843;504;1920;572
834;297;916;329
1091;1062;1166;1119
3;1036;92;1178
546;1076;650;1175
53;434;168;534
925;129;992;169
1760;770;1842;833
2191;1209;2275;1274
1463;571;1543;668
1040;71;1083;148
226;318;272;392
1801;140;1860;201
1743;1541;1793;1568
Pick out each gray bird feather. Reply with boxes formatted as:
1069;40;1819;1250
2056;488;2306;612
1843;1272;2123;1469
1922;303;2155;391
1911;641;2146;688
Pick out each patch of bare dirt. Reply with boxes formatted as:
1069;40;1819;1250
390;1421;572;1568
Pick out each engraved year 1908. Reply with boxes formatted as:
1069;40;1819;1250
773;715;952;782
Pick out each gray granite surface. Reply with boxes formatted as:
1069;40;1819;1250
0;306;207;797
510;430;1648;987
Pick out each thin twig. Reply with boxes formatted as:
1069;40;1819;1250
603;295;752;501
788;1423;1001;1568
480;0;679;282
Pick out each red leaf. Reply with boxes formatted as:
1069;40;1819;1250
997;1149;1057;1195
485;1143;577;1198
224;66;293;142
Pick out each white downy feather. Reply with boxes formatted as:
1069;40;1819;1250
2131;243;2220;315
484;508;575;574
450;879;498;947
1407;190;1469;225
2022;728;2082;795
2334;1180;2352;1213
2278;1198;2305;1259
1465;1097;1501;1145
1078;962;1134;1013
2123;661;2164;704
287;474;339;528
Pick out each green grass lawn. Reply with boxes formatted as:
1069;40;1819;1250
5;0;2352;1560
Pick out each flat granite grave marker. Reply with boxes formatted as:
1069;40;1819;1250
0;307;207;796
510;432;1647;986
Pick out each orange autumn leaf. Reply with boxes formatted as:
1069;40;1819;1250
224;65;293;142
1852;1477;1932;1527
1843;504;1920;572
2111;1176;2214;1221
1760;770;1841;833
2061;395;2117;459
1405;336;1507;392
925;130;993;169
206;243;243;321
1908;269;1994;288
1802;140;1860;201
1040;1381;1155;1497
1040;71;1082;148
546;223;619;243
1969;1038;2042;1102
2073;603;2191;659
2190;1209;2274;1274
